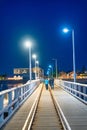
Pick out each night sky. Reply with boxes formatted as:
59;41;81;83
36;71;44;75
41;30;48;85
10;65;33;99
0;0;87;75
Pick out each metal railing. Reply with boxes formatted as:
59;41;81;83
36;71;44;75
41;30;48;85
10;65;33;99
0;80;40;128
55;79;87;104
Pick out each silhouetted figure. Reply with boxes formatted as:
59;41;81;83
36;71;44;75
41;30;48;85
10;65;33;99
49;78;54;89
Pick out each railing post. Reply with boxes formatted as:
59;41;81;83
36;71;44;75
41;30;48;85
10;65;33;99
79;86;83;99
0;95;4;122
18;87;22;103
25;85;27;97
26;85;29;96
83;87;87;101
21;87;23;101
14;88;19;108
27;85;29;95
23;86;25;99
8;91;12;114
74;84;77;96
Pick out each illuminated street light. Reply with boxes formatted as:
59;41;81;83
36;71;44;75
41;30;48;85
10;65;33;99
36;60;39;78
52;59;58;79
32;54;37;79
47;70;50;77
49;65;53;77
47;68;50;78
63;28;76;82
25;40;32;81
63;28;69;33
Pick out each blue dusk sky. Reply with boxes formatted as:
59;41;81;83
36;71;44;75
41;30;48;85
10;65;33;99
0;0;87;75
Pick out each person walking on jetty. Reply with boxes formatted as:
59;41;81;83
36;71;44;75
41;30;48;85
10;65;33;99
49;78;54;89
44;78;49;90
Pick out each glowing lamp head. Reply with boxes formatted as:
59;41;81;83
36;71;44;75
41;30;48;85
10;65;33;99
36;61;39;64
25;41;31;48
63;28;69;33
32;54;36;59
49;65;52;68
47;71;49;75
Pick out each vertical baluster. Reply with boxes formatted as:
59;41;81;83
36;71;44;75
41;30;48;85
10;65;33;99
23;86;25;99
19;87;21;103
72;84;75;95
83;86;87;101
8;91;12;114
78;85;81;99
14;88;19;109
26;85;28;96
25;85;27;97
81;86;83;99
74;84;77;96
0;95;4;122
69;83;71;93
21;87;23;101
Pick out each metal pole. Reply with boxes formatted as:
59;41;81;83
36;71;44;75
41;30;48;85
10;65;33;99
51;67;53;78
29;47;32;81
35;58;36;79
52;59;57;79
36;61;39;79
55;59;57;79
72;29;76;82
38;63;39;78
42;69;44;78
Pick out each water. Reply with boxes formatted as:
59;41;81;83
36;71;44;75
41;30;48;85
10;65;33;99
1;78;87;92
0;78;28;92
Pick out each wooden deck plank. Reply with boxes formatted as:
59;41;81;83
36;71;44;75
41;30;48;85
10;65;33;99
53;85;87;130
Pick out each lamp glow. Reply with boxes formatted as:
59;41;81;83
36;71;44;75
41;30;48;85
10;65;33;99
32;54;36;59
36;60;39;64
63;28;69;33
48;65;53;77
49;65;52;68
25;41;31;48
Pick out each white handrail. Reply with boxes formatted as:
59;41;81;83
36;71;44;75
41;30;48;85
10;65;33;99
0;80;40;128
55;79;87;104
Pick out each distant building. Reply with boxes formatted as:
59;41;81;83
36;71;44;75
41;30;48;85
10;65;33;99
14;68;29;74
59;71;67;79
13;67;44;79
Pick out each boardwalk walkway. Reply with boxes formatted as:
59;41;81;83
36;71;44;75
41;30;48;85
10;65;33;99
1;84;42;130
53;85;87;130
31;86;63;130
1;83;87;130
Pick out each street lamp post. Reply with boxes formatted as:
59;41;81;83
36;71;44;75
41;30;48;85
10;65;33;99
47;70;50;78
63;28;76;82
32;54;37;79
25;41;32;81
36;60;39;79
49;65;53;78
52;59;57;79
72;29;76;82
